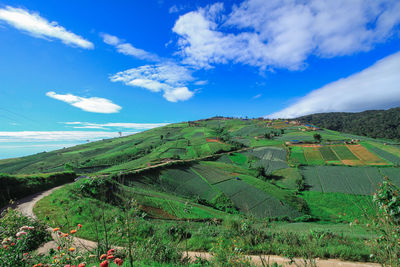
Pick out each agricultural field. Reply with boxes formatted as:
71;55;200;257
301;166;384;195
245;147;288;174
288;144;391;166
347;144;389;165
4;117;400;265
363;141;400;165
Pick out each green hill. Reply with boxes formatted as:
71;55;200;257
296;107;400;140
3;117;400;261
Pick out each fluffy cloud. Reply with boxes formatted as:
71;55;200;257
0;6;93;49
101;33;159;61
46;92;121;113
110;62;195;102
63;122;169;130
173;0;400;70
267;51;400;118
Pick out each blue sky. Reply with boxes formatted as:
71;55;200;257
0;0;400;159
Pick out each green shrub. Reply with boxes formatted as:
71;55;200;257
0;172;76;208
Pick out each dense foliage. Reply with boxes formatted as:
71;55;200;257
297;107;400;140
0;171;76;208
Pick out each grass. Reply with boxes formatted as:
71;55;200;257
300;191;374;222
273;167;302;190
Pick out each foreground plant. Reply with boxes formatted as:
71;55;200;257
368;177;400;266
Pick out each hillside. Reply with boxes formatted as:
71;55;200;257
2;117;400;263
296;107;400;140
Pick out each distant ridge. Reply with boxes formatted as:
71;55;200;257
296;107;400;140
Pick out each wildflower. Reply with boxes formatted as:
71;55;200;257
77;224;82;229
3;245;8;249
107;248;115;255
23;253;29;256
10;242;15;246
16;231;27;237
100;254;107;260
2;237;11;244
57;246;61;250
114;258;124;266
107;255;114;260
78;263;86;267
63;233;69;237
99;260;109;267
70;229;77;234
53;228;60;232
20;226;34;231
69;247;76;252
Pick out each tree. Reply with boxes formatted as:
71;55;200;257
313;133;322;143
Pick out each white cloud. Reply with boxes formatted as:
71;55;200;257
46;92;121;113
194;80;208;85
0;131;128;142
253;94;262;99
173;0;400;70
110;62;195;102
101;33;159;61
0;6;93;49
268;51;400;119
63;122;170;130
169;5;186;14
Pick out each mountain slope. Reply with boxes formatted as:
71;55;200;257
296;107;400;140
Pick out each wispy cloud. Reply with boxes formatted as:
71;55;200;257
194;80;208;86
63;122;169;130
110;62;195;102
0;6;93;49
173;0;400;70
0;131;128;142
46;92;121;113
101;33;159;61
253;94;262;99
268;51;400;118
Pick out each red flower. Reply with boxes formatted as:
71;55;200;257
78;264;85;267
99;260;109;267
107;249;115;255
100;254;107;260
107;255;114;260
114;258;124;266
77;224;82;229
70;229;77;234
10;243;15;246
57;246;61;250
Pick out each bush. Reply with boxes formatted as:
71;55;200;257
0;172;76;208
0;209;51;266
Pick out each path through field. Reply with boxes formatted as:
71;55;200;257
7;184;380;267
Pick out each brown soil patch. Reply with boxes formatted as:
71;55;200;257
139;205;178;220
341;159;362;166
290;144;322;148
347;145;387;164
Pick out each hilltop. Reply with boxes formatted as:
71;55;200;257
296;107;400;140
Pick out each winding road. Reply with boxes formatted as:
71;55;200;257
6;185;380;267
